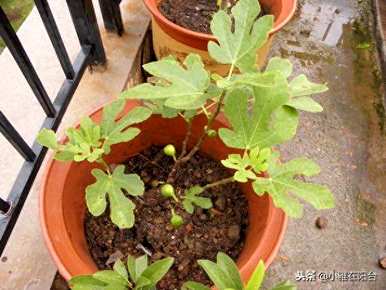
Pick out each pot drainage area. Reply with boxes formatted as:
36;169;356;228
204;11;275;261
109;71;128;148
50;0;386;289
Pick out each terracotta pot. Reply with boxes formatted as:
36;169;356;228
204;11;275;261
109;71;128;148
143;0;297;75
40;101;287;284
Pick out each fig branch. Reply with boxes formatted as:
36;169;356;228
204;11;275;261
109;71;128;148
166;93;225;183
179;117;193;158
180;63;234;163
166;64;234;183
202;176;235;190
97;158;111;174
180;92;225;163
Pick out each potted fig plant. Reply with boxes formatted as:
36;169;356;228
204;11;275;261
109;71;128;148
143;0;297;75
38;0;333;289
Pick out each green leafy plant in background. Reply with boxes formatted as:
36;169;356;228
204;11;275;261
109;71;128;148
120;0;334;225
182;252;296;290
69;255;174;290
37;100;151;229
0;0;34;51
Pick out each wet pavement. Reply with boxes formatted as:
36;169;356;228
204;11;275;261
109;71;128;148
263;0;386;289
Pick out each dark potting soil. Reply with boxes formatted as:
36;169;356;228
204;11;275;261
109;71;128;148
85;145;249;289
158;0;267;34
158;0;238;34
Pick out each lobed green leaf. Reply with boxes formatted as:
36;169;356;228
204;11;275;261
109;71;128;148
221;154;256;183
120;54;211;111
266;57;293;79
286;74;327;113
219;84;298;150
85;165;144;229
208;0;274;72
216;71;277;91
289;74;328;97
37;101;150;164
101;102;152;154
182;186;213;214
252;154;334;218
286;96;323;113
37;128;58;149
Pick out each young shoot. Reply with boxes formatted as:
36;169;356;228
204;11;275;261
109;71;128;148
69;255;174;290
182;186;213;214
182;252;296;290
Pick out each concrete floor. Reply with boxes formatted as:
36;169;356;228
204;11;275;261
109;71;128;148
263;0;386;289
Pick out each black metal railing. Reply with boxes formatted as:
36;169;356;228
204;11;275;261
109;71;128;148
0;0;123;255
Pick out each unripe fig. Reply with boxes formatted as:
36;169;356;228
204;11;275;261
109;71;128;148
207;129;217;138
161;184;178;202
171;209;184;228
161;184;175;197
163;144;176;157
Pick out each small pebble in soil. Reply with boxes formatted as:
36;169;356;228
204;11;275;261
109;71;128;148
215;196;226;211
227;225;241;240
379;256;386;269
105;250;124;265
315;216;328;229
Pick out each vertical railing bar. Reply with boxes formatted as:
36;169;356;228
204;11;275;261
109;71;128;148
0;111;36;162
99;0;124;36
34;0;75;79
0;48;91;255
0;198;10;215
66;0;106;65
0;7;56;118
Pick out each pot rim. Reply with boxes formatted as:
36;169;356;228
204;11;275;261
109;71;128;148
40;100;288;282
143;0;297;40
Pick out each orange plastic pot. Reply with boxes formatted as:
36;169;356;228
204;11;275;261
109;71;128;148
143;0;297;75
40;101;287;284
